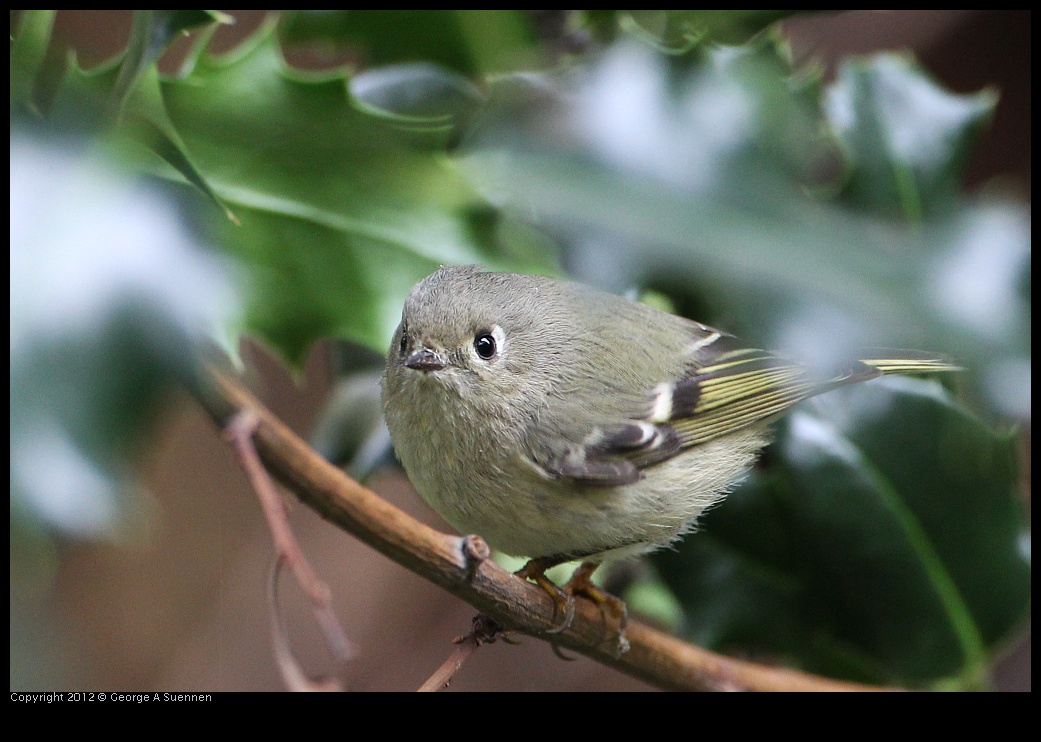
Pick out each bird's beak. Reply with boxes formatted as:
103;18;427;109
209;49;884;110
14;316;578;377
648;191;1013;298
405;348;449;372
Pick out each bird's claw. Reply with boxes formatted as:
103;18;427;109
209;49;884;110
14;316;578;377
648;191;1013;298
516;558;630;655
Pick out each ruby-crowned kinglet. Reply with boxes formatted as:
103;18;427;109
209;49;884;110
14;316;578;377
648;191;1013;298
380;265;957;640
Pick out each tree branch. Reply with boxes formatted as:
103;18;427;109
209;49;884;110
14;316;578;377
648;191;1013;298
199;367;895;692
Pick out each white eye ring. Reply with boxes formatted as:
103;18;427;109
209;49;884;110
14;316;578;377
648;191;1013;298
473;325;506;361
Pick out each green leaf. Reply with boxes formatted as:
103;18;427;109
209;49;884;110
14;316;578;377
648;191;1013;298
826;54;998;221
50;49;239;224
110;10;231;116
279;10;541;78
622;10;803;51
652;378;1028;687
348;63;486;150
158;23;556;362
461;38;1029;417
10;133;236;542
110;11;239;220
10;10;56;113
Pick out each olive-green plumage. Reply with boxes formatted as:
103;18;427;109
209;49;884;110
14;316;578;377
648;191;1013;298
381;265;957;563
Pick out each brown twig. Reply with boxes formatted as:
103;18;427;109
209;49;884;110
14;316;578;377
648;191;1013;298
418;615;503;692
202;368;895;692
267;555;343;692
224;409;353;685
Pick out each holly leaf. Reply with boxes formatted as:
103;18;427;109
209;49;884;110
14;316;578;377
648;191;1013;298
652;377;1028;688
826;54;998;220
279;10;542;78
10;10;57;112
10;134;235;543
625;10;804;50
462;39;1029;418
110;10;231;115
157;22;556;362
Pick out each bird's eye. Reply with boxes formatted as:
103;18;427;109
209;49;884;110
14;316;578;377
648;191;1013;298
473;332;497;360
398;331;409;355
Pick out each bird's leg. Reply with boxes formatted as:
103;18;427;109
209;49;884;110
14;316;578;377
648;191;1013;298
515;556;576;634
515;558;630;655
564;561;630;656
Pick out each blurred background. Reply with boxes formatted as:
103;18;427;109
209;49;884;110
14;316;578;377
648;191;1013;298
10;10;1029;691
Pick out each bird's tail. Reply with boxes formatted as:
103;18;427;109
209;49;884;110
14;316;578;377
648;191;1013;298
858;350;962;376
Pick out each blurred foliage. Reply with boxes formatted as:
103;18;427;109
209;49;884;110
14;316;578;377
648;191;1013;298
588;10;805;50
826;54;997;220
9;133;235;573
10;10;1029;690
462;39;1028;408
279;10;542;78
653;378;1025;687
8;160;229;685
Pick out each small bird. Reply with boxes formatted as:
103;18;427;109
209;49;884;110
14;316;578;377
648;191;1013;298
380;265;957;649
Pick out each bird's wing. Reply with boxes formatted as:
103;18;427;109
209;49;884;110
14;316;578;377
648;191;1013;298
529;345;956;488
